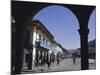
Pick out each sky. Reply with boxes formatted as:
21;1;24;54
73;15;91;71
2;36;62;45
33;5;96;50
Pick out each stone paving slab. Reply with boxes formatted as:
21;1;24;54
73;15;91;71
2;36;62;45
21;58;96;74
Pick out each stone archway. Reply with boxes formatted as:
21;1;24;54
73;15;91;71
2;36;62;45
88;9;96;41
12;1;95;74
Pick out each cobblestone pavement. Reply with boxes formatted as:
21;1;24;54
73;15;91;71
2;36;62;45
22;58;96;74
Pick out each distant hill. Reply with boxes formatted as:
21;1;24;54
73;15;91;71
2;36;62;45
74;39;96;59
88;39;96;59
88;39;96;49
68;49;76;54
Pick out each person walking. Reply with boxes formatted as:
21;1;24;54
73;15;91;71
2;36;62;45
46;52;51;70
57;52;60;65
72;54;76;64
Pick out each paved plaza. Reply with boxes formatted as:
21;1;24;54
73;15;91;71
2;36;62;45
22;58;96;74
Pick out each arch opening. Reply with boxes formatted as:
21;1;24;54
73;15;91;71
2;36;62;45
88;9;96;61
31;5;81;71
33;5;80;50
88;9;96;41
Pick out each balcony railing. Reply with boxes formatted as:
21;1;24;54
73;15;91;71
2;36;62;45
35;40;52;50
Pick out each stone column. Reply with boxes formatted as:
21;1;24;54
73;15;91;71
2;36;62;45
78;28;89;70
28;50;33;70
28;30;33;70
13;19;26;74
32;26;37;69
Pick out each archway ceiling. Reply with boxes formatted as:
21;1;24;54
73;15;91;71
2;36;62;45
12;1;95;25
32;2;95;20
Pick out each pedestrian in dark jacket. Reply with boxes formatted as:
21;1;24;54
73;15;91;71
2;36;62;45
72;54;76;64
47;53;51;70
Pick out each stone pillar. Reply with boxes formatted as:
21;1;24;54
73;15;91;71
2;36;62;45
38;50;40;66
28;50;32;70
37;49;39;67
13;19;26;74
78;28;89;70
44;51;45;65
28;30;33;70
32;26;37;69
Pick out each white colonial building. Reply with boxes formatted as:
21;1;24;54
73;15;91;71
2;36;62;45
11;18;64;70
